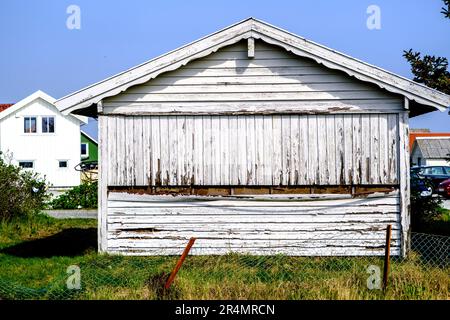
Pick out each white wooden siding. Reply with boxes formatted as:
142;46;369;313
106;114;399;186
103;41;403;115
106;191;401;256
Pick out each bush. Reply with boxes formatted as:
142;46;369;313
49;181;98;209
410;190;443;229
0;152;49;222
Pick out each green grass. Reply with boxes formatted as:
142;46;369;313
0;214;448;300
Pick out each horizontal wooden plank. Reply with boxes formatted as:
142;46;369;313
123;82;381;95
107;214;400;224
107;190;399;202
108;222;400;233
107;246;400;256
108;230;401;241
108;91;392;103
108;238;400;248
137;74;365;86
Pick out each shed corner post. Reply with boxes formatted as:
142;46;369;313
98;113;108;253
399;105;411;258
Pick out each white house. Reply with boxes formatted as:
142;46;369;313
0;90;88;187
411;137;450;166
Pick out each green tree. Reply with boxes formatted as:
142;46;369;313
403;0;450;94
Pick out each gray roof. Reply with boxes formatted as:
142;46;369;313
416;139;450;159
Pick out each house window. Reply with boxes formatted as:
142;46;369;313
59;160;68;168
42;116;55;133
417;157;421;166
81;143;89;159
19;161;34;168
24;117;37;133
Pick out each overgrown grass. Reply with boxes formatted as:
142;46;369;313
0;215;448;300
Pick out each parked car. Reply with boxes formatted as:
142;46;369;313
437;178;450;198
412;166;450;192
410;172;433;198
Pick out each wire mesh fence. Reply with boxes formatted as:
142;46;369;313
0;232;448;300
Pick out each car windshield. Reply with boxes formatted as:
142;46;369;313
422;167;445;175
444;167;450;175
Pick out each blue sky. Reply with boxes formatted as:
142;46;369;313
0;0;449;139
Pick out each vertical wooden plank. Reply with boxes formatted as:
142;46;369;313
125;116;135;185
107;116;117;186
317;115;328;185
167;117;177;185
211;116;221;185
134;116;144;186
370;114;380;184
229;115;238;185
388;114;398;184
193;116;204;185
281;115;291;185
115;116;125;186
246;116;256;185
220;116;229;185
335;115;345;185
399;109;410;257
151;116;161;185
255;115;264;185
308;115;319;185
361;115;371;185
142;116;151;186
203;116;212;185
185;116;194;185
98;115;108;252
160;117;170;185
352;114;362;185
263;116;273;185
237;116;247;185
325;116;336;185
272;115;282;185
299;115;308;185
176;116;185;185
343;115;353;185
379;114;389;184
290;115;300;185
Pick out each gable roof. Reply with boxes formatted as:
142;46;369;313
0;104;14;112
414;138;450;159
55;17;450;116
409;132;450;150
81;130;98;145
0;90;88;124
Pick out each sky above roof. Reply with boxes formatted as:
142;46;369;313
0;0;449;140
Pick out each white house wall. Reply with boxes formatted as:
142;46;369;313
0;98;81;187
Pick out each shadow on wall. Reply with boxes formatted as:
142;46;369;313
0;228;97;258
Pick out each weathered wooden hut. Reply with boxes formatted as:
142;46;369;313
56;18;450;256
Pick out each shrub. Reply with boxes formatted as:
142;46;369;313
410;190;443;229
0;152;49;222
49;181;98;209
